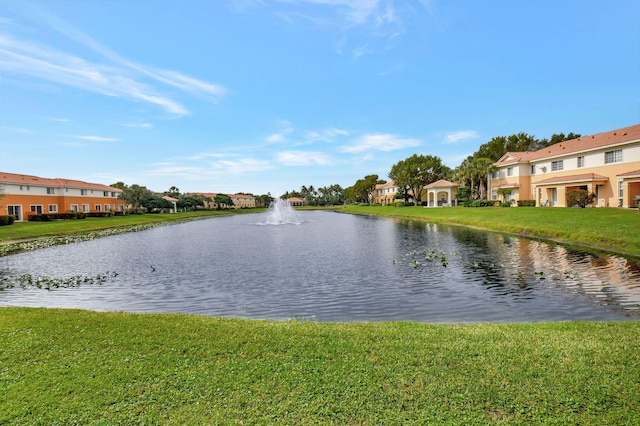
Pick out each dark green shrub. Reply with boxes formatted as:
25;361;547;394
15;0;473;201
87;212;114;218
501;201;511;207
517;199;536;207
393;201;405;207
0;215;15;226
28;214;53;222
566;190;596;208
406;202;415;206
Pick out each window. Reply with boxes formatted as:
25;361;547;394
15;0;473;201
605;149;622;164
49;204;58;213
111;192;116;197
82;204;90;213
47;187;55;194
551;160;563;171
618;181;624;198
105;204;111;212
577;156;584;168
492;171;499;179
103;191;109;197
81;189;88;196
530;165;536;175
70;204;78;212
507;167;513;177
30;205;43;214
491;189;497;200
96;204;102;212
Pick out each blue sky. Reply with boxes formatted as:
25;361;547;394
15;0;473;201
1;0;638;197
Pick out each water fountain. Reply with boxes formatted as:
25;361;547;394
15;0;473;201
261;198;304;225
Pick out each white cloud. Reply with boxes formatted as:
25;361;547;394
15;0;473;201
0;10;227;117
340;133;421;153
73;135;119;142
122;122;153;129
304;127;350;143
444;130;480;144
276;150;332;166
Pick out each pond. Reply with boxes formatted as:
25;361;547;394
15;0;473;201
1;210;639;323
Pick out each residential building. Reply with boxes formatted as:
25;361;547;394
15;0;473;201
190;192;256;209
0;171;124;221
489;124;640;207
373;181;399;205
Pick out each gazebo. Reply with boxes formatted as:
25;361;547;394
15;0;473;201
425;180;459;207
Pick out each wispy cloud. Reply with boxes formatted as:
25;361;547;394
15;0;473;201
122;122;153;129
271;0;431;58
276;150;332;166
340;133;421;153
73;135;119;142
0;10;227;117
444;130;480;144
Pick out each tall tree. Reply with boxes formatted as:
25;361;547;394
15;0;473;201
214;193;234;209
389;154;446;204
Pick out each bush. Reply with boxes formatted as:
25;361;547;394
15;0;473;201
517;199;536;207
566;190;596;208
393;201;405;207
86;212;114;218
0;215;15;226
501;201;511;207
27;212;87;221
405;202;415;206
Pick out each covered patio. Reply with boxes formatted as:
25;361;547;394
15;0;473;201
424;180;459;207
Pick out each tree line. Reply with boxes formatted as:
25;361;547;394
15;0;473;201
285;131;581;205
111;182;274;212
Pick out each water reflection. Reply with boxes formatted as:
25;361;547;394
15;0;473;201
0;211;639;323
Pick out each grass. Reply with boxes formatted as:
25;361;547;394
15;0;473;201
1;307;639;425
0;209;264;245
336;205;640;258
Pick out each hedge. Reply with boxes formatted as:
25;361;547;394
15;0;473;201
0;215;15;226
517;199;536;207
27;212;87;221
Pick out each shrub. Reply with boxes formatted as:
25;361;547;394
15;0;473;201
28;214;53;222
566;190;596;208
517;199;536;207
501;201;511;207
463;199;493;207
406;202;415;207
393;201;405;207
0;215;15;226
87;212;114;218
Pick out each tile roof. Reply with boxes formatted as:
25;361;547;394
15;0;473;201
375;180;397;190
425;179;460;188
0;171;122;192
534;173;608;185
496;123;640;166
617;169;640;178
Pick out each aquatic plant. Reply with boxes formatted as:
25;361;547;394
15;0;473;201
393;248;459;268
0;271;118;291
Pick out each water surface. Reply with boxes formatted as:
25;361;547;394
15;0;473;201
1;210;639;323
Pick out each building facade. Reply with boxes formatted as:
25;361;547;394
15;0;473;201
489;124;640;207
373;181;399;205
0;172;124;221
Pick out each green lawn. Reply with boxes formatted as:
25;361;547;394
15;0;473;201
0;209;264;244
337;205;640;258
1;308;639;425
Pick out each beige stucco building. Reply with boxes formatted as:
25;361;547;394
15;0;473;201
373;181;399;205
489;124;640;207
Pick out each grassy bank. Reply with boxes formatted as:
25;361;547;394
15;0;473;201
1;308;639;425
338;205;640;258
0;209;265;256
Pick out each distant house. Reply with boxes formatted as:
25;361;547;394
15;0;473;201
489;124;640;207
190;192;256;209
162;196;178;213
229;194;256;209
286;197;305;206
373;181;399;205
0;171;124;221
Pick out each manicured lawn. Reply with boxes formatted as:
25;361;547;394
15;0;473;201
1;308;639;425
338;205;640;258
0;209;264;244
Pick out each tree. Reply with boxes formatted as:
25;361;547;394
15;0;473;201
471;157;496;199
389;154;446;205
178;194;207;211
497;187;512;202
140;193;173;212
111;183;151;212
345;175;379;204
566;190;595;208
214;194;234;209
165;186;181;198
